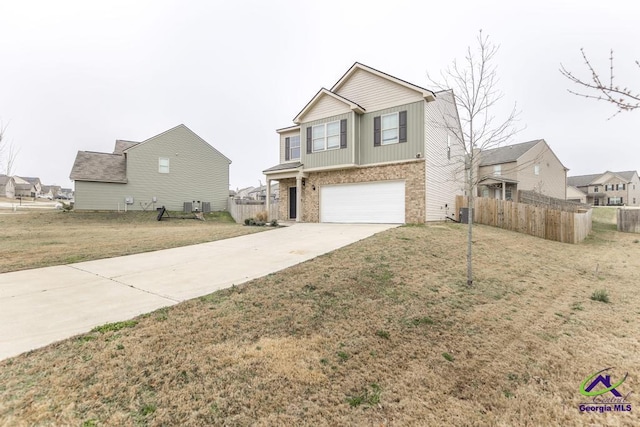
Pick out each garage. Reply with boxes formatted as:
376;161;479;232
319;181;405;223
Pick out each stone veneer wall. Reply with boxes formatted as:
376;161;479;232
277;178;296;221
302;160;426;223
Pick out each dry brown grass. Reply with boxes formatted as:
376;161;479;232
1;221;639;426
0;210;265;273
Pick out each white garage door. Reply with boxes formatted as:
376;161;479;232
320;181;405;223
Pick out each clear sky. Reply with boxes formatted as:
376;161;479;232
1;0;638;190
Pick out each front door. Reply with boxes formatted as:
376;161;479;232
289;186;297;219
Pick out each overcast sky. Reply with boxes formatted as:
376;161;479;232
1;0;638;190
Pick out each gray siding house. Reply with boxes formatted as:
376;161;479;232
70;124;231;211
263;62;466;224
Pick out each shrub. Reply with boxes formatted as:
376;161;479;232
591;289;610;303
270;219;278;227
256;211;268;222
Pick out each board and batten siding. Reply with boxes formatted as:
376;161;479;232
424;92;466;221
300;94;352;123
302;112;353;169
333;68;424;112
359;101;424;166
75;125;230;211
279;129;301;164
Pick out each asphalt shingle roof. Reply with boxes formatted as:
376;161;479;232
568;171;639;187
479;140;542;166
263;162;303;173
113;140;140;154
69;151;127;183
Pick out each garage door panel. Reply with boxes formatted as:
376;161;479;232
320;181;405;223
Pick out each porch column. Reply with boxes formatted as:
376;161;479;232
265;178;271;218
295;176;302;222
502;183;506;200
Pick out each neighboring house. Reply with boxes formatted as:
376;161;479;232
21;177;42;196
477;140;568;201
263;62;465;224
40;185;62;199
70;124;231;211
60;188;74;199
13;176;38;198
566;186;587;204
234;186;255;200
568;170;640;206
0;175;16;198
248;183;279;201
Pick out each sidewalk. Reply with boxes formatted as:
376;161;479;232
0;223;397;360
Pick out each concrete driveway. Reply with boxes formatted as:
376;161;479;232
0;223;397;360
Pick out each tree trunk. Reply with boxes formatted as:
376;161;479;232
467;164;474;287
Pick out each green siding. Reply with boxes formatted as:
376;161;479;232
75;125;230;211
359;101;424;165
301;112;353;169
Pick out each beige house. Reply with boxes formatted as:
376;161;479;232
568;171;640;206
263;62;465;224
0;175;15;198
13;176;40;198
566;186;587;204
477;140;568;201
70;124;231;211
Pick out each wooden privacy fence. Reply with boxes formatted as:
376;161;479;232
227;199;279;224
617;208;640;233
456;196;592;244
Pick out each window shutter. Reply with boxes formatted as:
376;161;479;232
285;137;290;161
622;183;626;190
399;110;407;143
306;127;312;154
340;119;347;149
374;116;381;147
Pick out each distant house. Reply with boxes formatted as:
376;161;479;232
566;186;587;204
13;176;39;198
70;124;231;211
0;175;15;198
568;170;640;206
234;186;255;200
248;183;279;201
40;185;62;199
477;140;568;201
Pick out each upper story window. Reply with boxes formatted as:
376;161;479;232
617;183;626;190
534;164;540;175
285;135;300;161
493;165;501;176
374;110;407;147
593;186;599;193
312;121;340;152
159;157;170;174
381;113;399;145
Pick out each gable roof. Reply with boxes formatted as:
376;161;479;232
331;62;436;101
293;88;365;124
0;175;14;186
567;173;601;187
69;151;127;183
20;177;41;185
568;170;639;187
479;140;542;166
113;140;140;154
124;124;232;164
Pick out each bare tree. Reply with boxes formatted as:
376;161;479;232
428;30;521;286
0;122;20;176
560;49;640;116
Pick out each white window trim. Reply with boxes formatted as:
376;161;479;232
534;164;540;175
381;112;399;145
289;135;301;160
493;165;501;176
159;157;170;174
312;120;340;152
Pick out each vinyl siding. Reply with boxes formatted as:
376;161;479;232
359;101;424;166
74;125;230;211
301;112;353;169
300;94;352;123
424;92;466;221
516;141;567;200
333;68;424;112
279;129;301;164
478;161;518;183
628;173;640;206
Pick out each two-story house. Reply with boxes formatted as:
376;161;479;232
70;124;231;211
263;63;465;224
568;171;640;206
477;139;568;201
